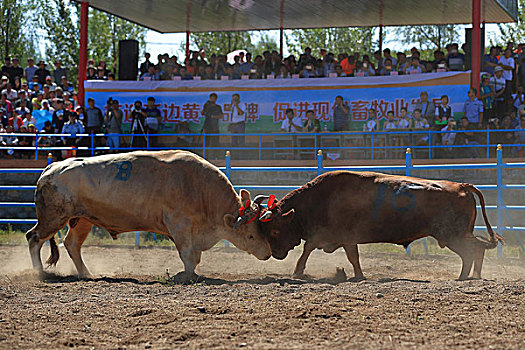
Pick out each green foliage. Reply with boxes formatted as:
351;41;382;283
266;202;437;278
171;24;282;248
492;0;525;46
0;0;39;63
38;0;79;83
252;32;279;56
190;31;255;56
88;10;147;68
286;27;376;57
390;25;460;52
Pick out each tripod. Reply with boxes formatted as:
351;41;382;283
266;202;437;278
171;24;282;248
130;116;147;149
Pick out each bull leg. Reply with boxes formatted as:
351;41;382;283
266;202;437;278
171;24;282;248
471;243;487;279
293;242;315;278
446;238;475;281
64;218;93;278
175;246;202;282
343;244;365;280
26;221;65;274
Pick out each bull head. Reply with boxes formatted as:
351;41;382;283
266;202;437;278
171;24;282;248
232;192;270;230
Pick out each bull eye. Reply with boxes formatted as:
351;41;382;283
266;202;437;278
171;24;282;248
248;235;254;240
271;230;279;237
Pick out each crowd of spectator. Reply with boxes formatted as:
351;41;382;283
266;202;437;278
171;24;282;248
2;40;525;160
128;42;525;82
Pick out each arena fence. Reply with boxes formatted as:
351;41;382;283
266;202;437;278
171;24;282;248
1;146;524;258
2;128;525;161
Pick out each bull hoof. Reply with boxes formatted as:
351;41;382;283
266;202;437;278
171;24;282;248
348;276;366;282
171;271;202;284
292;272;307;280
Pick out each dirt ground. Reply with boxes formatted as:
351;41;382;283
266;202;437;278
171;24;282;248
0;244;523;349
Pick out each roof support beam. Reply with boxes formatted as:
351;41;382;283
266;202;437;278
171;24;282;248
78;1;89;107
472;0;481;94
279;0;284;57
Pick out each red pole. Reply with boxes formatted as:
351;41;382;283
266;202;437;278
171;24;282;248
378;0;384;53
186;0;192;60
472;0;481;94
280;0;284;57
78;1;89;107
379;24;383;53
186;30;190;60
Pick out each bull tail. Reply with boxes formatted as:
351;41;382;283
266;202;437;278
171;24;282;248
46;236;60;266
462;184;504;249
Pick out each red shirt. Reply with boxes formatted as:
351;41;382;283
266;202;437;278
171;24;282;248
8;116;23;131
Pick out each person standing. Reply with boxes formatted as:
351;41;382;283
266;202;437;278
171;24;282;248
228;94;245;149
463;88;484;130
332;95;351;131
24;58;37;82
61;113;85;158
105;99;123;152
280;108;302;132
143;96;162;148
130;100;147;148
201;93;223;158
85;98;104;134
498;48;515;112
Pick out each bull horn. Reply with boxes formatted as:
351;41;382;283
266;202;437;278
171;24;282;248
233;216;245;230
259;210;273;221
253;195;270;205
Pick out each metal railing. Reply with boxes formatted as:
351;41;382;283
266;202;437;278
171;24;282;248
2;128;525;161
1;146;524;257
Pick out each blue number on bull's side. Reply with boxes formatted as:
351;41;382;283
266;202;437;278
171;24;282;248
372;183;416;219
115;161;132;181
392;185;416;212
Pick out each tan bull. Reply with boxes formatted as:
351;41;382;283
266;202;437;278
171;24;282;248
26;150;271;281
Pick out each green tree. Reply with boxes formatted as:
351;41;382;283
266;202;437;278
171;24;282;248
189;31;255;56
390;25;460;53
492;0;525;46
287;27;375;57
0;0;38;63
39;0;79;82
88;10;147;69
252;32;279;56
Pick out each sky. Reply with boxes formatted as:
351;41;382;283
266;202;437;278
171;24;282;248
143;24;504;61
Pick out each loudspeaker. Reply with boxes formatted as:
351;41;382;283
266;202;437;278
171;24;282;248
465;27;485;71
118;39;139;80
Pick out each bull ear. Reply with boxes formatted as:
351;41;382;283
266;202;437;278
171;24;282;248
239;189;251;202
282;209;295;223
223;214;236;229
253;195;270;205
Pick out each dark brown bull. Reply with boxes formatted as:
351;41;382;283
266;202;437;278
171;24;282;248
258;171;503;280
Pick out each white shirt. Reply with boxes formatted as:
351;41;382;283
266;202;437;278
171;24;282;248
22;117;36;128
383;121;396;130
441;125;456;146
2;89;17;100
414;118;429;129
281;117;302;132
498;56;515;81
230;104;245;123
397;118;410;129
363;119;377;132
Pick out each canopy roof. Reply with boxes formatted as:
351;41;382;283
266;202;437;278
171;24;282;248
78;0;517;33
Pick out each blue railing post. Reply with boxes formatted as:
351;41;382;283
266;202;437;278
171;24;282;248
47;153;53;165
371;132;374;160
428;129;432;159
405;148;412;176
225;150;231;180
146;134;150;150
90;132;94;156
258;132;262;160
317;150;323;176
202;133;206;158
496;144;503;259
314;132;317;160
34;133;38;160
486;128;490;159
135;231;140;247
